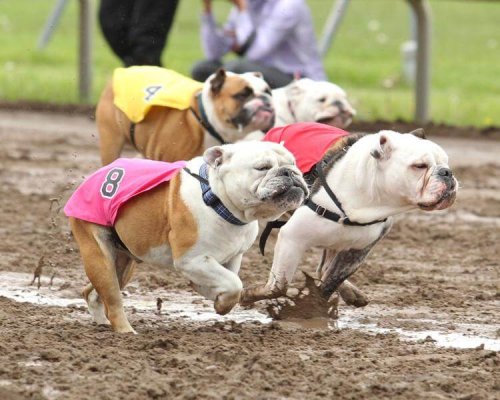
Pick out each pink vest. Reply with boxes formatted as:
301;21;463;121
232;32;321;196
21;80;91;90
263;122;349;174
64;158;186;226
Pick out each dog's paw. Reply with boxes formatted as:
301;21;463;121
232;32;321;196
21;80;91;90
338;282;369;308
86;290;111;325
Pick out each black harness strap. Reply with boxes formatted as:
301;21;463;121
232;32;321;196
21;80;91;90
259;220;287;255
183;166;209;185
305;162;387;227
129;122;137;149
189;94;228;145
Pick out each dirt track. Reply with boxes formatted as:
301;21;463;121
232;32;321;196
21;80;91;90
0;109;499;400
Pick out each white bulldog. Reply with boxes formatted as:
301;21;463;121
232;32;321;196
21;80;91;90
66;141;308;333
241;130;458;307
274;78;356;128
243;78;356;141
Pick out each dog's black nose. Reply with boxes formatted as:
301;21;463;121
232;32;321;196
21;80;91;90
438;167;453;178
332;100;344;110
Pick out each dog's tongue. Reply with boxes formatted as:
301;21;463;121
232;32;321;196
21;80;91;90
252;107;274;124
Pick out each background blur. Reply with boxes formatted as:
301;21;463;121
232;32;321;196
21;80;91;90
0;0;498;126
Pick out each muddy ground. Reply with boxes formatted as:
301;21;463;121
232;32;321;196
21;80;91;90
0;109;499;400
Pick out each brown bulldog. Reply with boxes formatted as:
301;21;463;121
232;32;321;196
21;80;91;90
96;67;275;165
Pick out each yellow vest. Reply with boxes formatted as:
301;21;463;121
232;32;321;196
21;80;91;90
113;67;204;123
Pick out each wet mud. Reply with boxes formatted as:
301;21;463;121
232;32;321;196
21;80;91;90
0;109;499;399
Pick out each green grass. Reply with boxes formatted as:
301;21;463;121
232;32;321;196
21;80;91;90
0;0;499;126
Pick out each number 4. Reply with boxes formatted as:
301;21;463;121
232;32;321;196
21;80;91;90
144;85;162;101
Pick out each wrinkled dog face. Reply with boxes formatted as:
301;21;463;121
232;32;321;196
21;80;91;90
203;69;275;138
369;129;458;211
203;141;308;221
286;78;356;129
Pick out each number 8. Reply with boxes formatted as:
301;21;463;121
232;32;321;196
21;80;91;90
101;168;125;199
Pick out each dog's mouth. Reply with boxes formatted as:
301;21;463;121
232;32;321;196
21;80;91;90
250;106;275;129
418;190;456;211
260;176;309;202
316;113;352;128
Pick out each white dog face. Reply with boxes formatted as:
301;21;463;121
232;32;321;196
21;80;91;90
286;78;356;129
203;141;308;221
202;69;276;140
368;130;457;211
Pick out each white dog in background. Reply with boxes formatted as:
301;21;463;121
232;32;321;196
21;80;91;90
244;78;356;141
273;78;356;129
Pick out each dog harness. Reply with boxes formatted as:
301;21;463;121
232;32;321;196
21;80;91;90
113;66;203;123
189;94;228;145
262;122;349;175
64;158;186;226
183;164;246;226
259;125;386;255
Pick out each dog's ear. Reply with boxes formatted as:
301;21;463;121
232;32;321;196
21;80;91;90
251;71;263;79
203;146;225;168
210;68;226;95
408;128;426;139
286;80;304;100
371;134;392;160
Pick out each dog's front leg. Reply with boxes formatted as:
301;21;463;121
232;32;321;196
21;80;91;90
177;255;243;315
241;217;310;305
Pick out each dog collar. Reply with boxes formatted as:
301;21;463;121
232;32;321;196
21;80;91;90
183;164;247;226
190;94;228;145
307;161;387;227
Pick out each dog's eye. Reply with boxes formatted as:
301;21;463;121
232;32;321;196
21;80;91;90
233;87;254;101
318;97;327;102
264;88;272;96
254;165;272;171
412;163;428;170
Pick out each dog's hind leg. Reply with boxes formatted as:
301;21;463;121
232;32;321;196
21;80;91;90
319;224;391;301
115;253;136;289
82;253;136;325
338;280;369;308
82;283;109;325
71;219;136;333
317;249;369;307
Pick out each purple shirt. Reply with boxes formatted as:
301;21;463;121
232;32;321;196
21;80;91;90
201;0;326;80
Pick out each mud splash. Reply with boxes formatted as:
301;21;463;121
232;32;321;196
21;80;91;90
1;272;498;351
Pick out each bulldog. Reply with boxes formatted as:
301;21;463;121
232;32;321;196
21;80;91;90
96;67;275;165
241;127;458;308
65;141;308;333
273;78;356;129
242;78;356;141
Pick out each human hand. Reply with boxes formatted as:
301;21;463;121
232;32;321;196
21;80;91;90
229;0;247;11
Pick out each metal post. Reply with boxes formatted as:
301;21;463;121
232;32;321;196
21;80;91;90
318;0;350;58
78;0;92;103
407;0;431;123
37;0;70;50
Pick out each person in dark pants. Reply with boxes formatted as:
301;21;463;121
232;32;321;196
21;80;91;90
99;0;179;67
192;0;326;88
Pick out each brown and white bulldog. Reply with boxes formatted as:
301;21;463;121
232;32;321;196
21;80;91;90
96;68;275;165
241;129;458;309
67;141;308;333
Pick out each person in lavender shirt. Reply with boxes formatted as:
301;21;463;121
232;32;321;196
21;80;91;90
191;0;327;88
